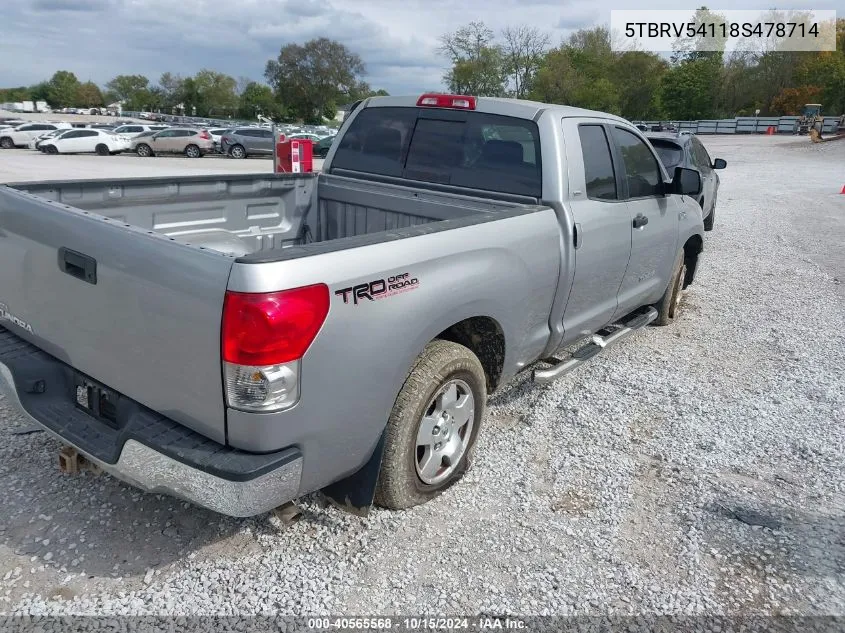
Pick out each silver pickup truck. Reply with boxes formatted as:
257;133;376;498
0;94;705;517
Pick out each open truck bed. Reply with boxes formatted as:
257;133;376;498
0;171;557;515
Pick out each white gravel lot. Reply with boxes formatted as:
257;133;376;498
0;135;843;621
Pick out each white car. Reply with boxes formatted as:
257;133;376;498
28;128;72;150
41;128;131;155
0;122;72;149
112;124;157;138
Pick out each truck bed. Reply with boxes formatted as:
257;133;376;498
10;172;527;257
0;172;549;447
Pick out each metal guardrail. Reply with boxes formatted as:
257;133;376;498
634;116;842;134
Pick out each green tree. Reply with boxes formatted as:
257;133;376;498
440;22;507;96
659;57;721;119
265;37;366;123
106;74;150;109
158;72;184;110
612;52;668;119
0;87;31;102
191;69;238;117
501;26;550;98
29;82;50;102
237;82;283;120
47;70;81;108
75;81;104;107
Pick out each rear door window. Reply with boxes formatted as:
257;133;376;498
332;106;542;197
577;124;617;200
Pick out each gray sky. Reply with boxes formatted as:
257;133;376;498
2;0;842;93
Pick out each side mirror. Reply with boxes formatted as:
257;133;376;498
712;158;727;170
671;166;702;196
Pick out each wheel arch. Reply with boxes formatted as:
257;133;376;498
435;316;506;393
682;234;703;288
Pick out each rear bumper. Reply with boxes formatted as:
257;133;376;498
0;326;303;517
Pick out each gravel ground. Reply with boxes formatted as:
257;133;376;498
0;135;843;619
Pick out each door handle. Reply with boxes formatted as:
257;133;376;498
632;214;649;229
58;247;97;284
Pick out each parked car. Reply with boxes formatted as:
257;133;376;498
131;128;214;158
41;128;131;155
112;124;155;138
220;127;275;158
208;128;233;153
0;122;72;149
314;134;336;158
288;133;322;142
646;132;726;231
27;128;72;150
0;94;704;518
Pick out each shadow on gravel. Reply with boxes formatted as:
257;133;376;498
707;497;845;582
0;425;246;580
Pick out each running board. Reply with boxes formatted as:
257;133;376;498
533;308;658;384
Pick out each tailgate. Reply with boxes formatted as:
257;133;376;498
0;186;234;443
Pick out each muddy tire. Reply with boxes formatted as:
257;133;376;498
374;340;486;510
653;249;687;326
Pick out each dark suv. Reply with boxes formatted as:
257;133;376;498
646;132;727;231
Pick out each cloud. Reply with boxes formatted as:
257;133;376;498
2;0;842;95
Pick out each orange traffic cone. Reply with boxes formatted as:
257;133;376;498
766;126;775;135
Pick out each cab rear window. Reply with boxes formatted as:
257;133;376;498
332;106;542;198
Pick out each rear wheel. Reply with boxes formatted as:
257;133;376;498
374;340;486;510
135;143;152;157
185;144;201;158
95;144;110;156
0;137;13;149
229;144;246;159
653;249;687;326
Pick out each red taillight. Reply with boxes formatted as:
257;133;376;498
199;130;211;140
417;93;476;110
222;285;330;366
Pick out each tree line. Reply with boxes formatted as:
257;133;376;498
3;17;843;123
440;15;845;119
0;38;387;123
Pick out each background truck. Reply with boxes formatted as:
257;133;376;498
0;94;705;517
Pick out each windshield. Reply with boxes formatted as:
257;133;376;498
650;140;684;170
332;106;542;198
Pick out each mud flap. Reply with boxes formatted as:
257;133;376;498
320;432;386;517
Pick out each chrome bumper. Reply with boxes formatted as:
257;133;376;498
0;362;303;518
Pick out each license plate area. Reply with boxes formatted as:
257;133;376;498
73;374;119;429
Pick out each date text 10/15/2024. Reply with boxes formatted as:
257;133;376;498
307;617;527;630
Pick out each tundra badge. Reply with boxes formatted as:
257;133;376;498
0;302;34;333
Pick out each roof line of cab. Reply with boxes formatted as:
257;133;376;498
357;94;630;126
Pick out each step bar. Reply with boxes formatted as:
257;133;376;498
533;308;658;384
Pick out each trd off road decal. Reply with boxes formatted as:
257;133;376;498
335;272;420;305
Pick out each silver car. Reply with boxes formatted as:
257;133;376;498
132;128;214;158
220;127;275;158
